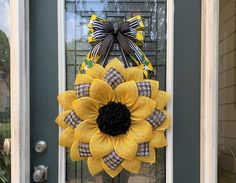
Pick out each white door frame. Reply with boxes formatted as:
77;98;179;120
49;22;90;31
10;0;30;183
57;1;174;183
200;0;219;183
57;0;66;182
166;0;174;183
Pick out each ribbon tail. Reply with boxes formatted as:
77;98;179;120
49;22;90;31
80;52;101;73
126;39;154;78
80;34;113;72
98;34;114;59
101;39;114;67
117;32;132;55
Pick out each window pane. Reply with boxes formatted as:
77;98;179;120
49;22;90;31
65;1;167;182
0;0;11;182
218;1;236;182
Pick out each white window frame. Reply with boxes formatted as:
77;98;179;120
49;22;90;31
57;0;174;183
200;0;219;183
10;0;30;182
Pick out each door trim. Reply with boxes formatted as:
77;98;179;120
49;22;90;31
200;0;219;183
166;0;174;183
10;0;30;182
57;0;66;182
57;1;174;183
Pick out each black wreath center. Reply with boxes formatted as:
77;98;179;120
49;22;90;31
96;102;131;136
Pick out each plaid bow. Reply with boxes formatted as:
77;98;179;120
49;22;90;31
80;15;154;78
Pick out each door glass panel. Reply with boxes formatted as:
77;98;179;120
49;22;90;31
65;1;166;182
0;0;11;182
218;1;236;182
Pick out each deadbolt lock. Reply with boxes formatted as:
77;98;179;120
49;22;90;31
34;140;47;154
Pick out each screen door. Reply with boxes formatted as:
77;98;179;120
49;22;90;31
64;0;167;182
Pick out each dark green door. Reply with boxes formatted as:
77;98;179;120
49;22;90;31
30;0;58;182
173;0;200;182
30;0;200;183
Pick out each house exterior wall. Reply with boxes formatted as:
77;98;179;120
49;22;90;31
218;0;236;180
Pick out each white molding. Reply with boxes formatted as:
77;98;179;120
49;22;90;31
200;0;219;183
166;1;174;183
57;0;66;182
10;0;30;183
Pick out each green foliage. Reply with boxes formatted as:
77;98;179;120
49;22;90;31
0;150;10;183
0;170;8;183
0;123;10;140
0;29;10;88
0;123;10;183
0;29;10;183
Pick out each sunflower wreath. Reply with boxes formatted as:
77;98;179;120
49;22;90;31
55;15;171;178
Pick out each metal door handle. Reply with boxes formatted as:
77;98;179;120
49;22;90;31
33;165;48;182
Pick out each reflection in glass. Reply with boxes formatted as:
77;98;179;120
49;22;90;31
65;1;166;182
218;1;236;183
0;0;11;182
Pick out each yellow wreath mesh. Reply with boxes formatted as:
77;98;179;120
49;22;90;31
55;58;171;177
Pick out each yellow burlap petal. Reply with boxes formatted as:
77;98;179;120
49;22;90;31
55;110;71;129
156;90;171;110
86;64;106;79
137;147;156;163
156;110;171;130
114;81;138;108
102;161;123;178
70;141;87;161
130;96;156;121
74;119;98;143
122;158;141;174
59;127;75;147
72;97;99;120
114;134;137;160
57;90;77;111
145;79;159;100
125;67;143;81
90;132;113;159
127;120;153;143
90;79;114;105
105;58;124;71
87;157;104;176
105;58;126;78
74;74;93;85
150;130;167;148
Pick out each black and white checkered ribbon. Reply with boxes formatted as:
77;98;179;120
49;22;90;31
136;142;150;156
64;111;81;129
136;81;152;97
78;142;92;157
146;109;166;128
103;150;123;170
103;67;125;89
74;83;91;98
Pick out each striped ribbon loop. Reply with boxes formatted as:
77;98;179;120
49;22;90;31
80;14;154;77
